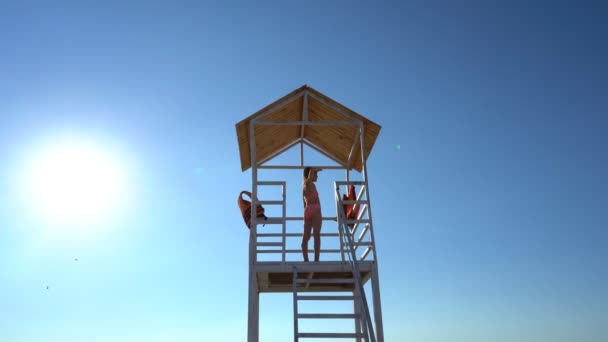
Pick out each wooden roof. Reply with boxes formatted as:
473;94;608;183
235;85;381;172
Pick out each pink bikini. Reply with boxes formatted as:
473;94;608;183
304;188;321;219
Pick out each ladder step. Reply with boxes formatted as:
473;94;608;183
257;200;284;205
257;233;339;237
297;295;355;301
255;242;283;246
344;219;370;224
296;278;354;284
263;217;284;224
298;333;365;338
335;181;366;186
255;181;285;185
342;241;373;247
298;313;359;319
340;200;369;205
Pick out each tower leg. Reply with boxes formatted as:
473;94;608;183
371;264;384;342
353;288;363;342
247;265;259;342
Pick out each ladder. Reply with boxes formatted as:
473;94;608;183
291;182;376;341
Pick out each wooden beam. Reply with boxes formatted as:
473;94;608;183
256;120;359;126
301;91;308;138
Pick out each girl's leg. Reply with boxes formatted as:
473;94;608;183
302;218;312;262
312;213;322;262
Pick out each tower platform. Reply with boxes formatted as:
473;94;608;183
254;261;374;293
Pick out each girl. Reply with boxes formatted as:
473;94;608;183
302;166;322;262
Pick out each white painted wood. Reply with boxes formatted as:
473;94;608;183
256;181;287;185
371;264;385;342
257;200;283;205
335;180;377;342
354;288;363;342
298;332;364;338
292;267;299;342
298;313;359;319
360;247;372;261
358;122;377;263
256;242;283;247
335;181;366;186
248;118;259;342
282;182;287;262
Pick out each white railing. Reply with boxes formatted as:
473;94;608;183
334;180;377;342
251;180;376;264
335;181;376;263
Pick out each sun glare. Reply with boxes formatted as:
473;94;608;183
22;141;129;229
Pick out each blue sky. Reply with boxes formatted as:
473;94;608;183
1;1;606;341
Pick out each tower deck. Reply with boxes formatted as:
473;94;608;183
255;261;374;293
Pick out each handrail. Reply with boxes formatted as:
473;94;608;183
335;183;376;342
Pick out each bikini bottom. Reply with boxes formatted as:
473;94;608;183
304;203;321;220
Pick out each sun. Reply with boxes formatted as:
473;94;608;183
22;140;129;228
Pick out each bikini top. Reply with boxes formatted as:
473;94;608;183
304;187;320;205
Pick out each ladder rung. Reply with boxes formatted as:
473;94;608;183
360;246;373;260
335;181;366;186
296;278;354;284
340;200;369;204
342;241;373;247
255;181;285;185
257;200;283;205
298;333;364;338
297;295;355;301
298;313;359;319
262;217;284;224
344;219;370;224
358;223;370;240
257;233;339;237
256;242;283;246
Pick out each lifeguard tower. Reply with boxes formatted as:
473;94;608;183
236;85;384;341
